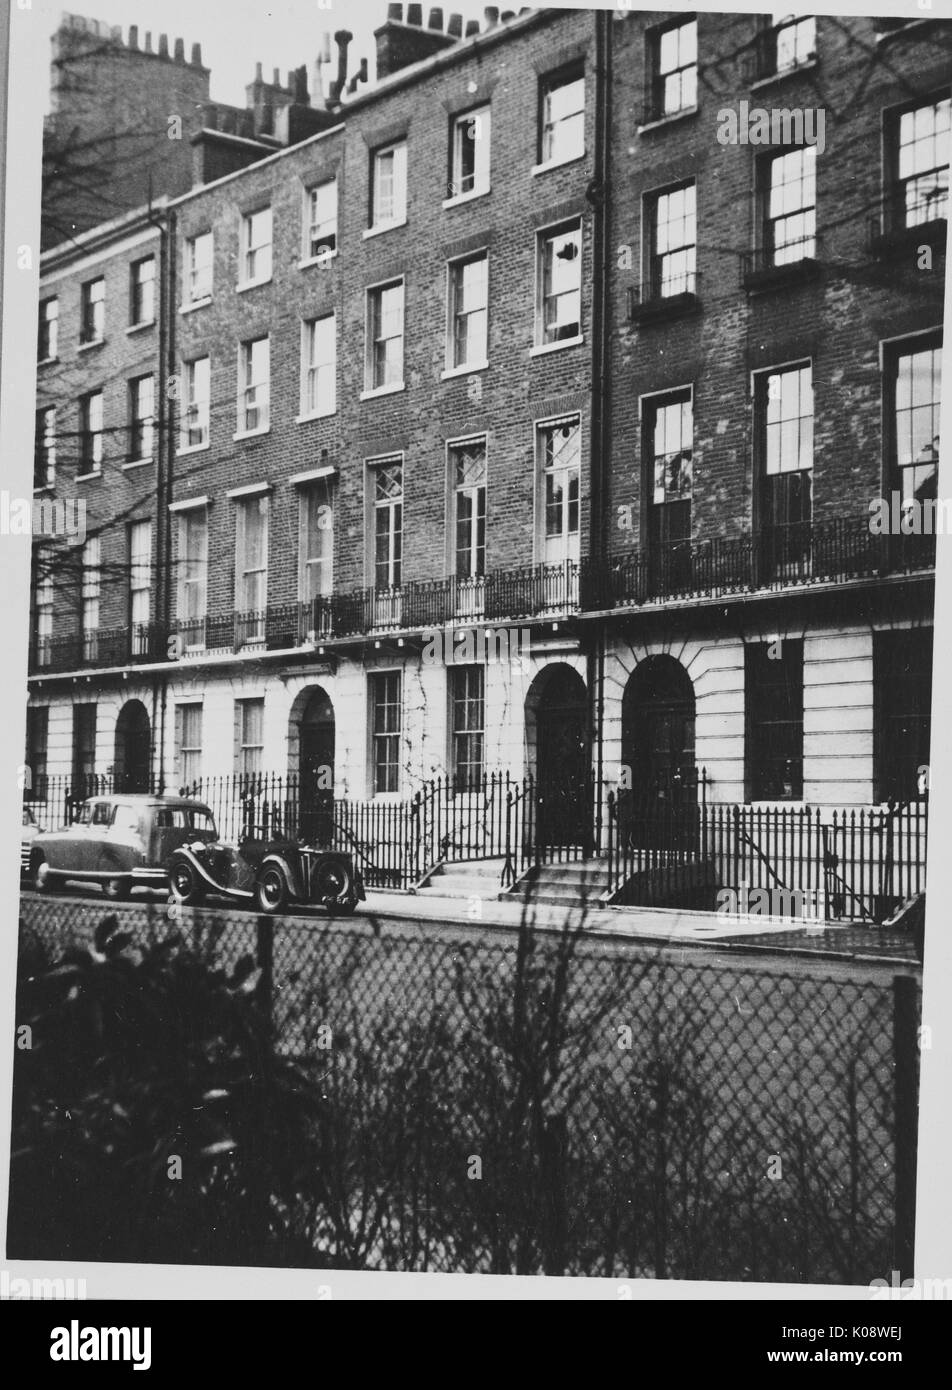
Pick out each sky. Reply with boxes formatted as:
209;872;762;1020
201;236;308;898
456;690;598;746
30;0;500;109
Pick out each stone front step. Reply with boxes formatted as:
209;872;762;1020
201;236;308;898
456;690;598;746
419;858;507;900
509;859;611;908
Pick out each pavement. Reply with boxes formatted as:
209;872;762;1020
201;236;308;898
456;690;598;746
366;886;922;964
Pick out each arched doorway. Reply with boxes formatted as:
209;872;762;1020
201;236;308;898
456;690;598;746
620;656;697;847
291;687;335;844
114;700;151;793
525;664;591;852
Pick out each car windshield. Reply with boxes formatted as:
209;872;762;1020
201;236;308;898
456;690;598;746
77;803;93;826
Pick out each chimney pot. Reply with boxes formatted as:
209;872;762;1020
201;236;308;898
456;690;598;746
387;2;402;18
407;4;423;26
110;25;122;42
273;67;280;85
158;33;169;58
129;24;139;48
330;30;353;103
501;10;515;20
465;19;479;36
320;33;333;62
191;42;202;66
255;61;263;80
484;8;499;29
428;7;444;29
448;13;463;37
144;31;153;53
358;57;369;82
174;37;185;61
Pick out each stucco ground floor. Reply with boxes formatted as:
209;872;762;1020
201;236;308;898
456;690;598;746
26;613;933;814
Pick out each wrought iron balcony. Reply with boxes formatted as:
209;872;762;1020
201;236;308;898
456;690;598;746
28;524;934;676
627;273;700;325
741;236;822;292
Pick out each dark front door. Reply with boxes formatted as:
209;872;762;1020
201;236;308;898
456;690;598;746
115;701;151;793
299;691;335;844
621;657;697;850
535;669;590;853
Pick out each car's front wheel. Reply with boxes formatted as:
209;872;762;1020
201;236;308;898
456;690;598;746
169;857;205;907
254;865;289;915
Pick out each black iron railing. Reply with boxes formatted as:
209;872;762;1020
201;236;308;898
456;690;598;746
28;518;934;674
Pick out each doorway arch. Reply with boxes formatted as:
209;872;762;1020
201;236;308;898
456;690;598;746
289;686;335;843
114;700;151;792
525;664;590;851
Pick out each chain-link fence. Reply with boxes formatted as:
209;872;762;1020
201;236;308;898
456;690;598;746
17;896;919;1283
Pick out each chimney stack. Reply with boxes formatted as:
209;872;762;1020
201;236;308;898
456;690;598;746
330;30;352;104
158;33;169;58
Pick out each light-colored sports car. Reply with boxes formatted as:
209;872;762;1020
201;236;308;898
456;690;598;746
28;794;218;900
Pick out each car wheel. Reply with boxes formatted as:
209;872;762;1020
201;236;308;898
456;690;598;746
169;858;205;907
255;865;288;915
32;855;56;894
314;858;355;912
103;875;131;902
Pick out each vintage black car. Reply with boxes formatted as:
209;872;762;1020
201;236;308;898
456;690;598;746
168;834;365;915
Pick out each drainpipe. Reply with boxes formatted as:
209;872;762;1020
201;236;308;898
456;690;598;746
587;8;611;816
147;198;176;794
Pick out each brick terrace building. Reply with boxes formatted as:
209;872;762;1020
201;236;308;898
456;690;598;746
26;7;947;890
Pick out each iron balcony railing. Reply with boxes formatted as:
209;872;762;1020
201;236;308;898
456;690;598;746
27;520;934;675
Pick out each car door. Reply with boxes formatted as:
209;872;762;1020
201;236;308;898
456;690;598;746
52;799;98;871
96;802;144;874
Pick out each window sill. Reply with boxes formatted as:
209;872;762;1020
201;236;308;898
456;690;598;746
530;335;583;358
360;383;406;401
236;276;272;294
363;218;407;241
75;470;102;482
126;321;155;336
638;105;699;136
37;356;59;368
440;361;489;380
179;297;212;315
177;442;210;457
628;290;700;325
742;257;821;295
299;249;338;269
77;338;105;354
750;58;818;91
876;19;935;44
296;408;337;423
233;427;271;441
530;151;586;178
33;484;55;495
442;187;491;210
123;458;154;471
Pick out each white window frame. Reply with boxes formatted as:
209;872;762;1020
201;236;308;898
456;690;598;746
128;374;155;463
448;106;491;203
303;178;338;263
80;277;105;344
129;520;151;639
534;220;583;353
39;296;59;361
81;537;101;657
298;478;334;602
364;279;405;396
79;390;104;475
130;255;156;327
180;357;210;452
237;336;270;437
239;207;273;287
537;414;582;568
537;69;585;171
184;232;214;304
300;313;337;419
178;703;203;787
237;698;265;777
178;506;208;647
35;553;54;664
445;252;489;374
369;141;407;232
235;493;270;618
35;406;56;489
